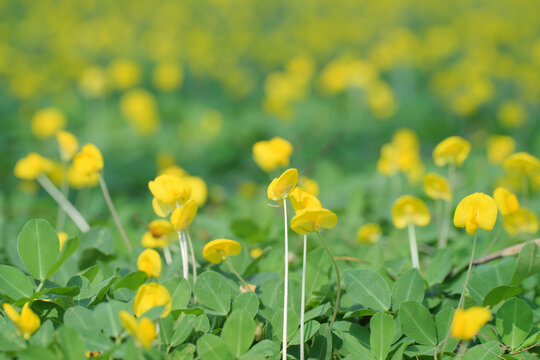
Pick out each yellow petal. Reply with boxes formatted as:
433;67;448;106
392;195;431;229
137;249;162;278
454;193;497;234
119;311;138;337
433;136;471;167
170;199;198;230
137;317;157;348
134;283;172;318
289;187;322;213
493;187;519;216
202;239;242;264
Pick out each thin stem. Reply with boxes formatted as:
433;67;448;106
35;280;44;293
224;258;250;288
36;174;90;233
282;198;289;360
56;161;69;232
457;233;477;310
177;231;189;280
300;234;307;360
316;232;341;331
98;174;132;252
438;200;451;249
163;246;172;265
185;231;197;283
407;223;420;269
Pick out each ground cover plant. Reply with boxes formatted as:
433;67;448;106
0;0;539;359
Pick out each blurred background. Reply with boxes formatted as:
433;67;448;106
1;0;539;266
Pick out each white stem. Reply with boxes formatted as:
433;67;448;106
163;246;172;265
282;198;289;360
36;174;90;233
408;223;420;269
186;231;198;283
300;234;307;360
98;174;132;252
438;200;451;249
177;231;189;280
56;161;69;232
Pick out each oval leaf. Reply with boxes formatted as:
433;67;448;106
370;312;395;360
496;298;532;351
194;271;231;315
344;269;391;310
0;264;33;300
399;302;437;346
391;268;425;311
18;219;59;280
197;334;233;360
220;309;257;356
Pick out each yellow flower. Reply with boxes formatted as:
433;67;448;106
503;152;540;177
202;239;242;264
14;153;54;180
56;131;79;161
451;307;490;340
184;176;208;206
141;220;174;248
119;89;159;135
253;137;293;172
170;199;198;231
497;101;526;128
356;223;382;244
433;136;471;167
493;187;519;216
290;208;338;235
454;193;497;235
377;143;399;176
503;208;539;236
267;168;298;202
153;61;183;92
391;195;431;229
137;249;162;278
289;187;322;213
119;311;156;349
31;108;66;139
250;248;263;259
78;66;108;98
58;232;68;251
73;144;104;175
2;303;40;339
486;135;515;165
159;165;187;178
108;59;140;90
149;175;191;217
67;164;99;189
423;173;452;201
133;283;171;318
299;176;320;197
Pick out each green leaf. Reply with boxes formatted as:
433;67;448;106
163;276;191;311
370;312;395;360
468;259;515;304
463;341;502;360
425;248;454;286
511;241;540;285
290;320;320;345
271;309;299;342
391;268;425;311
45;236;79;278
17;346;58;360
232;291;259;318
17;219;59;280
434;307;459;352
0;264;33;300
221;309;257;357
57;326;86;360
306;247;331;297
64;305;96;330
483;286;523;307
171;313;195;346
344;269;391;310
197;334;233;360
398;302;437;346
238;340;279;360
94;300;128;337
193;271;231;315
112;271;148;291
310;324;332;360
496;298;532;351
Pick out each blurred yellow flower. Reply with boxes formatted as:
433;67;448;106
2;303;40;339
119;89;159;135
454;193;497;235
366;80;397;120
73;144;104;175
137;249;162;278
108;59;140;90
78;66;107;98
289;187;321;213
493;187;519;216
148;174;191;216
486;135;515;165
503;208;539;236
119;311;156;349
170;199;198;230
141;220;174;248
133;283;171;318
299;176;319;197
159;165;187;178
497;101;526;128
58;232;68;251
31;108;66;139
423;173;452;201
68;164;99;189
267;168;298;202
253;137;293;173
391;195;431;229
451;307;490;340
153;61;183;91
56;130;79;161
433;136;471;167
202;239;242;264
503;152;540;177
250;248;263;259
184;176;208;206
14;153;54;180
290;208;337;235
356;223;382;245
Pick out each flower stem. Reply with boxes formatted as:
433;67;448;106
163;246;172;265
316;232;341;331
300;234;307;360
185;231;198;283
36;174;90;233
98;173;132;252
56;161;69;232
177;231;189;280
225;258;249;288
457;233;477;310
282;198;289;360
438;200;451;249
407;223;420;269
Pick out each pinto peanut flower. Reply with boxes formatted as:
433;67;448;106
290;208;337;235
149;174;192;217
119;311;157;349
486;135;515;165
454;193;497;235
137;249;162;278
253;137;293;172
14;153;54;180
31;107;66;139
267;168;299;202
423;173;452;248
133;283;172;318
451;307;491;340
392;195;430;269
356;223;382;245
141;220;174;249
503;208;539;236
2;303;40;339
202;239;250;290
289;187;322;212
171;199;199;281
493;187;520;216
433;136;471;167
503;152;540;176
56;131;79;162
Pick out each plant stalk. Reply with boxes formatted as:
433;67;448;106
98;173;132;252
407;223;420;269
316;232;341;331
